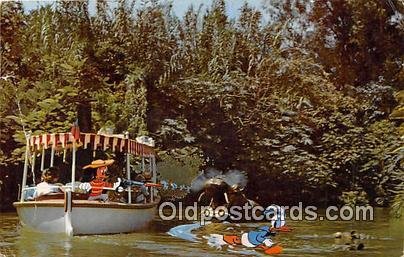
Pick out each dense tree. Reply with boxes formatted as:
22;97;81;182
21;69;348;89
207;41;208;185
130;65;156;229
309;0;404;88
0;1;402;213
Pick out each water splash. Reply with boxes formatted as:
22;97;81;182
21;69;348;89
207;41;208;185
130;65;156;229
203;234;228;249
167;222;210;243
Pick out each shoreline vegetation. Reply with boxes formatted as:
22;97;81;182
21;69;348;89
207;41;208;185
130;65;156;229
0;1;403;216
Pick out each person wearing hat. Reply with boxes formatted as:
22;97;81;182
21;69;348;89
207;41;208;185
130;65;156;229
35;167;63;198
131;173;150;203
82;159;119;201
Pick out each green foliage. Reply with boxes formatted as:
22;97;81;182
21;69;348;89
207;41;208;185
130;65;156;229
157;148;204;185
339;190;370;206
0;1;24;74
391;192;403;218
93;69;148;136
309;0;404;88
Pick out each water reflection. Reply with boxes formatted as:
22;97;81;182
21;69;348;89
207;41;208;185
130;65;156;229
0;208;403;257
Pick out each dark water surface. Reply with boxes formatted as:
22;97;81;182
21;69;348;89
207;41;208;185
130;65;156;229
0;209;403;257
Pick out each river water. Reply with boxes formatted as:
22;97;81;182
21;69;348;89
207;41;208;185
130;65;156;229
0;209;403;257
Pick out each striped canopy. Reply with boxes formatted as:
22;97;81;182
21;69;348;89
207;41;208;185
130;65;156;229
29;133;155;156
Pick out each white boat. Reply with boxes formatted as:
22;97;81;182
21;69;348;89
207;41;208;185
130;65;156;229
13;131;160;235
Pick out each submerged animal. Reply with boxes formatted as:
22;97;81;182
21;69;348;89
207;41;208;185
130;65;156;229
333;231;365;250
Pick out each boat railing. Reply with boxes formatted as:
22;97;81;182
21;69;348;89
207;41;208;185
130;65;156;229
20;183;156;203
21;185;73;201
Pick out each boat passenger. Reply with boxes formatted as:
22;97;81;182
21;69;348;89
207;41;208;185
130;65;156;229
143;170;152;182
134;173;146;183
35;167;63;198
131;173;149;203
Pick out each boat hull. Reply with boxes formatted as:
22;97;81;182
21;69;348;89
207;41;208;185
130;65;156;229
13;198;160;235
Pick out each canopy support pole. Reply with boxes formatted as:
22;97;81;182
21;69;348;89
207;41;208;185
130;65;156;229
63;148;67;163
152;156;157;184
31;152;36;185
40;147;45;171
149;156;152;175
150;155;156;202
125;132;132;204
71;141;76;191
20;132;31;202
50;143;55;167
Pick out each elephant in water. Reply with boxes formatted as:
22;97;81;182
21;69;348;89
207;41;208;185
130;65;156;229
190;168;257;210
